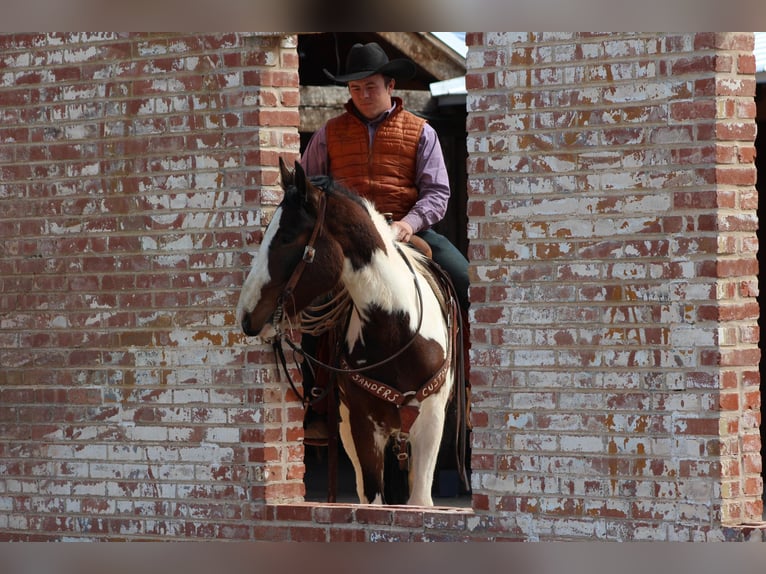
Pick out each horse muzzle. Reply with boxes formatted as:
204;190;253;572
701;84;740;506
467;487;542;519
240;309;278;341
240;310;260;337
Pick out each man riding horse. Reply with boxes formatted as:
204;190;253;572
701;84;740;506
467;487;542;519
300;42;471;441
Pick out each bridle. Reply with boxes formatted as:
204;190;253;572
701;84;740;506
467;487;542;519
274;192;328;318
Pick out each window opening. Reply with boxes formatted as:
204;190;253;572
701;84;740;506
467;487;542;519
296;32;472;507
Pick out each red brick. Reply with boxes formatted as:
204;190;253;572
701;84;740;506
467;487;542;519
354;507;393;525
289;525;327;542
313;505;354;524
393;509;424;529
329;528;367;542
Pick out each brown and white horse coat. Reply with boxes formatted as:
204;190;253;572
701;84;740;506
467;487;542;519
237;160;456;506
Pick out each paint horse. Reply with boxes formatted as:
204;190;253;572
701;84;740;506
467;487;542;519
237;159;466;506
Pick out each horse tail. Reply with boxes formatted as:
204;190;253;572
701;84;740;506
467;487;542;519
383;437;410;504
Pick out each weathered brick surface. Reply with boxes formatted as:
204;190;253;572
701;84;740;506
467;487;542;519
0;32;761;542
465;32;760;541
0;32;303;541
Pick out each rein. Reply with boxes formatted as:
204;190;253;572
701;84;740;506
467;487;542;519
298;285;352;337
269;192;327;407
280;193;327;302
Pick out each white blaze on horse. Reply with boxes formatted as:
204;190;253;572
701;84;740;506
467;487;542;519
237;159;466;506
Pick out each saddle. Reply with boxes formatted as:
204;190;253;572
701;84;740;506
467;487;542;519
406;235;432;259
382;212;433;259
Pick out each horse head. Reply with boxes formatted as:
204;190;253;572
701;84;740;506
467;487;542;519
236;158;345;338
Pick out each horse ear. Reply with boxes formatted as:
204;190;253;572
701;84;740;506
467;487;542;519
279;157;294;188
293;161;322;209
293;161;307;196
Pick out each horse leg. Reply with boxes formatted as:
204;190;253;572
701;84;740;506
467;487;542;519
338;401;386;504
405;382;453;506
338;402;367;502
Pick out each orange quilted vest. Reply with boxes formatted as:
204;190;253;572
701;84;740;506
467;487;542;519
326;97;425;221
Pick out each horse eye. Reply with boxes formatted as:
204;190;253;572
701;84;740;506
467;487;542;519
274;229;296;246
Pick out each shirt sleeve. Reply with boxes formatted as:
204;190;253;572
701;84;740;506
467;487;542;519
300;125;329;177
401;122;451;234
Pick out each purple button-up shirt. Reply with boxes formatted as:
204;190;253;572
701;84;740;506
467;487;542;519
300;100;451;234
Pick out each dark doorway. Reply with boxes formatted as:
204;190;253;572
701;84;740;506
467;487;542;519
756;81;765;514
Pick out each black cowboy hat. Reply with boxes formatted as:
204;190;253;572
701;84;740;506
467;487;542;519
323;42;417;84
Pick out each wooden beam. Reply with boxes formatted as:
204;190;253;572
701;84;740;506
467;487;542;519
376;32;465;81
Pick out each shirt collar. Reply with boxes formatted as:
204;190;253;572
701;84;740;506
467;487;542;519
349;99;398;125
367;101;397;125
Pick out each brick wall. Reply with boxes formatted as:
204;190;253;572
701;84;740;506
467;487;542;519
0;32;302;540
465;32;761;540
0;32;762;542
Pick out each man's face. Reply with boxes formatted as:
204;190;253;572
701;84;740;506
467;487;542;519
347;74;394;120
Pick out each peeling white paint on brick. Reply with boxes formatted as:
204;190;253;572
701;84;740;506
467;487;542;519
1;30;760;543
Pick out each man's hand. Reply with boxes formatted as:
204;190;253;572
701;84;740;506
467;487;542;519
390;220;414;243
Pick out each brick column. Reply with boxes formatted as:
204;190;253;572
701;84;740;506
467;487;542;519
701;32;761;524
0;32;300;540
465;32;760;540
238;33;305;506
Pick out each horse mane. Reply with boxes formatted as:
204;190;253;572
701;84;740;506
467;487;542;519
309;176;438;281
305;174;369;212
303;171;404;255
288;164;438;311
